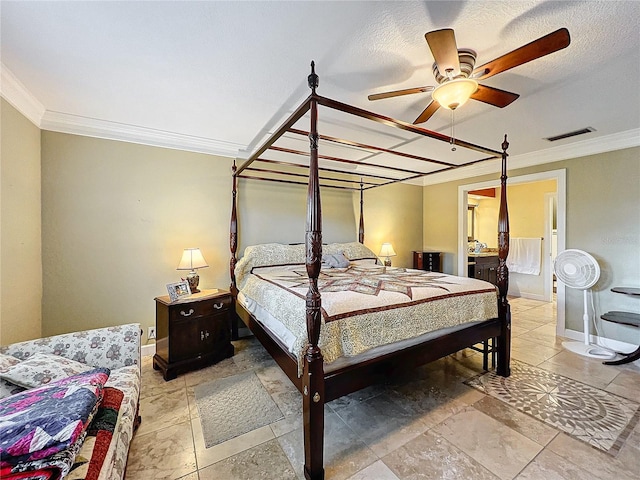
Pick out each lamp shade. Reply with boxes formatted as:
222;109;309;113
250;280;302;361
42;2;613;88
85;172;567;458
177;248;209;270
379;243;397;258
432;78;478;110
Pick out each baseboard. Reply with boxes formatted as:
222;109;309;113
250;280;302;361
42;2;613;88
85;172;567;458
141;343;156;357
514;292;546;302
563;328;639;365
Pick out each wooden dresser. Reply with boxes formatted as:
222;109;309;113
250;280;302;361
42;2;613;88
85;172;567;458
153;289;234;380
468;255;499;286
412;251;442;273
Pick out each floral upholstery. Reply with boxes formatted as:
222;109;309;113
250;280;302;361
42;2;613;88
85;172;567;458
0;324;140;371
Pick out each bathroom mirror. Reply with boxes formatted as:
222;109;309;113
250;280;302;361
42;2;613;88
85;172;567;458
467;205;477;241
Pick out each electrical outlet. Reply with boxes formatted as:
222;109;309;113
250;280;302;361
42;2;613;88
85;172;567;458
148;327;156;340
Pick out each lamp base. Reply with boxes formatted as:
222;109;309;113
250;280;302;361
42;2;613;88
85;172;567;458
185;273;200;294
383;259;392;267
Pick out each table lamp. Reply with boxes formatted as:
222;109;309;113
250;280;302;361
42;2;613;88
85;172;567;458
177;248;209;293
379;243;397;267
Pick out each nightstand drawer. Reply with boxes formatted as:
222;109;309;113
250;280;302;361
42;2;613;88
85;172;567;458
170;295;231;320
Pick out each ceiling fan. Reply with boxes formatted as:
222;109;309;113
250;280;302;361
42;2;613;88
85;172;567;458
368;27;571;125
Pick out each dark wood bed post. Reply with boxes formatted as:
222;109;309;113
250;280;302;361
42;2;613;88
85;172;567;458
230;160;239;340
303;61;325;480
496;135;511;377
358;179;365;244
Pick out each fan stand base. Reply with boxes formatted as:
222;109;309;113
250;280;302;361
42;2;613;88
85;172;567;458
562;341;616;359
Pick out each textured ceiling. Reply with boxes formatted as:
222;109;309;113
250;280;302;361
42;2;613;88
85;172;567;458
1;1;639;183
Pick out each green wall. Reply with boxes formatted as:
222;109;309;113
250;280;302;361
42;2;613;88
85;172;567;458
0;99;42;344
423;146;640;345
2;97;637;352
37;131;421;342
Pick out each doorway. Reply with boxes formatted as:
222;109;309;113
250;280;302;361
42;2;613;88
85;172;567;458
457;169;567;336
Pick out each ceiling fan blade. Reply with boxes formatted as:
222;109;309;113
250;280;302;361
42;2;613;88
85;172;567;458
471;84;520;107
473;28;570;80
413;101;440;125
425;28;461;77
368;86;434;101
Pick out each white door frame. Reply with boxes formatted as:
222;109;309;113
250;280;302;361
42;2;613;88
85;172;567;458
457;169;567;335
543;192;557;302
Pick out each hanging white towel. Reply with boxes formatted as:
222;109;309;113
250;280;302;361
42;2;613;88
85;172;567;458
507;238;542;275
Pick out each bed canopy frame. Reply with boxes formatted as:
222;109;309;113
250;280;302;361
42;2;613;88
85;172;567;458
230;62;511;480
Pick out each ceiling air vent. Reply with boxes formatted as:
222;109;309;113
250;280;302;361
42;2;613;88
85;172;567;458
544;127;595;142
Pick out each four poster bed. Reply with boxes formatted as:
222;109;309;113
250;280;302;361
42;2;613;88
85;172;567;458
229;63;512;480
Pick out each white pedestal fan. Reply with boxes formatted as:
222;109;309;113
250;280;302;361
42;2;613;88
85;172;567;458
554;249;615;359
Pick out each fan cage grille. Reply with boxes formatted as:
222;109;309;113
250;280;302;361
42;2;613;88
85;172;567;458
553;249;600;289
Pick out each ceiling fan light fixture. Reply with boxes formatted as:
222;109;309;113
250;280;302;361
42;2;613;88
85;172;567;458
432;78;478;110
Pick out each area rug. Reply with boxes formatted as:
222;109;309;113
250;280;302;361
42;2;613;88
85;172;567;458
465;361;640;456
194;371;284;448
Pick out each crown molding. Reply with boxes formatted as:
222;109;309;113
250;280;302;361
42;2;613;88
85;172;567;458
0;63;45;127
3;62;637;167
421;128;640;186
40;111;243;158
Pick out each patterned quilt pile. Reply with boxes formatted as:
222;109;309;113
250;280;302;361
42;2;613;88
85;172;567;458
0;369;110;480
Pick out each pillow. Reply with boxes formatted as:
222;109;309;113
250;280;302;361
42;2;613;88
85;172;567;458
324;242;379;262
0;352;21;371
0;352;92;389
0;379;25;399
322;252;350;268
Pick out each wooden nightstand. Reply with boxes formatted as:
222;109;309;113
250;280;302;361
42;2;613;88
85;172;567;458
153;289;234;381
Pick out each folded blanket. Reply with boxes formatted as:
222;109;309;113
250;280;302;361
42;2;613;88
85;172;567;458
0;368;109;477
67;387;124;480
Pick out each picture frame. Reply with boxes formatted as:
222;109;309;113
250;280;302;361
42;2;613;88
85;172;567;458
166;280;192;302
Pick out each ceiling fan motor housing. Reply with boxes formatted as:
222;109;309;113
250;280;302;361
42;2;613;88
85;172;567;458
432;49;477;84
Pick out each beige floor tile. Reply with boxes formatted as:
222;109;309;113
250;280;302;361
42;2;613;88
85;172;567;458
548;432;639;480
511;337;563;366
186;384;199;419
605;368;640;402
126;420;197;480
197;439;297;480
511;324;531;338
539;350;621;389
176;472;199;480
515;448;598;479
191;416;274;470
346;460;400;480
254;361;298;395
433;407;543;480
386;377;483;430
183;357;247;388
278;409;378;480
137;387;191;437
141;364;186;399
472;396;559;446
269;412;302;438
525;324;564;347
382;429;499;479
512;317;549;332
331;391;431;457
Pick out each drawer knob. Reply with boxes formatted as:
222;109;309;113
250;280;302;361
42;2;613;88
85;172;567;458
214;303;224;310
180;308;195;317
200;330;210;340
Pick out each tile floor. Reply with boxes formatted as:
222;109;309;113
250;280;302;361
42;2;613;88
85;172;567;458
126;297;640;479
